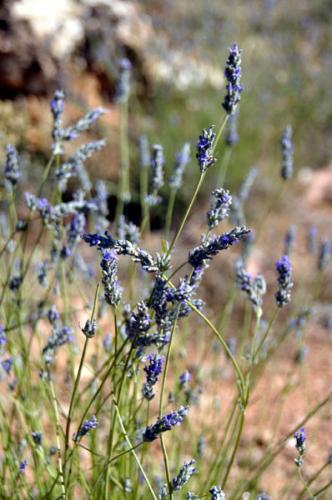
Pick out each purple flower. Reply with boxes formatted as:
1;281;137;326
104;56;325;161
142;354;164;400
73;416;98;441
207;188;232;230
1;357;13;374
31;432;43;445
222;44;243;115
179;370;191;389
294;428;306;450
18;459;27;474
3;144;20;187
188;227;250;267
196;127;216;173
275;255;293;307
142;406;189;442
0;326;6;347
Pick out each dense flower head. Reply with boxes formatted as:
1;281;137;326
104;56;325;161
1;357;13;374
236;261;266;316
280;125;294;180
142;405;189;441
50;89;65;143
100;249;122;307
149;144;165;198
275;255;293;307
142;354;164;400
61;108;107;142
209;486;226;500
3;144;20;188
171;459;196;492
188;226;250;268
294;427;306;450
73;415;98;441
42;324;73;365
55;140;106;192
31;432;43;445
207;188;232;230
196;126;216;173
144;354;164;386
82;318;97;338
170;142;191;189
294;427;306;466
18;459;27;474
222;44;243;115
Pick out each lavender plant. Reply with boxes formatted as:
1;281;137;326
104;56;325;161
0;41;330;500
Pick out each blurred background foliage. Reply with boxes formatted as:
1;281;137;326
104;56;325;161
0;0;331;201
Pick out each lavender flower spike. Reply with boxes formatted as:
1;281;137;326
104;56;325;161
188;227;250;268
281;125;294;180
142;406;189;442
275;255;293;307
142;354;164;401
209;486;226;500
207;188;232;230
3;144;20;188
222;44;243;115
294;427;306;467
171;459;196;492
196;126;216;173
73;415;98;441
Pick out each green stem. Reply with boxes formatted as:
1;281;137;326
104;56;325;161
113;400;157;500
296;462;329;500
158;310;179;500
48;376;66;500
165;188;176;238
221;409;245;489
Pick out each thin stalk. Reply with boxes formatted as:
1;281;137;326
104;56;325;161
296;462;329;500
64;283;100;455
239;392;332;495
158;310;179;499
252;308;279;362
221;409;245;489
165;188;176;238
167;172;205;255
297;467;315;499
113;400;157;500
48;376;66;500
185;298;245;399
166;114;228;257
313;478;332;498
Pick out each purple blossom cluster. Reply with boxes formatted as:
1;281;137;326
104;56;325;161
142;406;189;442
275;255;293;307
196;127;216;173
222;44;243;115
